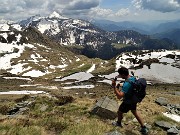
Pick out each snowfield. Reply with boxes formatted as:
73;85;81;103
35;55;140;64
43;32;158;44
116;50;180;84
55;72;94;82
132;64;180;83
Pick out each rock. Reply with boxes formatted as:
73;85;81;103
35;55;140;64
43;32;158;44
176;104;180;111
170;108;176;114
155;97;168;106
15;107;29;115
132;118;138;123
7;107;19;115
39;104;48;112
145;123;152;129
91;96;119;120
174;91;180;96
167;126;179;134
105;130;122;135
155;121;172;129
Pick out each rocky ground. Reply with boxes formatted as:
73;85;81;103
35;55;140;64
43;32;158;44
0;74;180;135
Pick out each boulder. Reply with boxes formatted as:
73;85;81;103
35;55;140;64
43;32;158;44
91;96;119;119
176;104;180;111
155;97;168;106
167;126;179;134
174;91;180;96
155;121;172;129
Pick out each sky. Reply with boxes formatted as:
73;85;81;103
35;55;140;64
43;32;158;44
0;0;180;22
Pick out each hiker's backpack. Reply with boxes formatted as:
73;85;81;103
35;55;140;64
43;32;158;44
128;78;147;103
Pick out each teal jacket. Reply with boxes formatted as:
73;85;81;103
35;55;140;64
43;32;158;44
121;76;136;104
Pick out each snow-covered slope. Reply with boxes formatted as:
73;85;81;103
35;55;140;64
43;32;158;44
116;50;180;83
0;29;109;78
0;20;22;31
17;11;148;50
18;11;104;47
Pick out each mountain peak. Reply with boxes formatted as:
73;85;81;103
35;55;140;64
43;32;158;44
49;11;68;19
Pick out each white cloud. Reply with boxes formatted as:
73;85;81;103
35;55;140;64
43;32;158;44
0;0;179;22
133;0;180;12
90;7;113;17
0;0;100;21
115;8;130;17
89;7;130;19
67;0;100;10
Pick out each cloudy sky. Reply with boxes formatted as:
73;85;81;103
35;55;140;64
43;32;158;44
0;0;180;22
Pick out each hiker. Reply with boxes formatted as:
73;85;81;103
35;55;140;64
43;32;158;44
112;67;148;134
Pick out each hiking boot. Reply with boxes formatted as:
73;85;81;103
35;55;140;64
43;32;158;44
112;121;123;127
140;126;148;135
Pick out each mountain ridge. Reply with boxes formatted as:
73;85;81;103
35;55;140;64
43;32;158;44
0;11;178;59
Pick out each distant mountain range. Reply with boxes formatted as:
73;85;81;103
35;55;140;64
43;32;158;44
151;20;180;34
92;19;152;34
0;11;178;59
92;19;180;34
152;29;180;48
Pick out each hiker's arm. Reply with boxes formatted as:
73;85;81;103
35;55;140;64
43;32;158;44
114;87;124;99
112;81;124;99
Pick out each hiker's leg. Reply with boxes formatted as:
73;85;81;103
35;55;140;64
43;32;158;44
117;110;123;123
118;102;129;124
131;110;144;127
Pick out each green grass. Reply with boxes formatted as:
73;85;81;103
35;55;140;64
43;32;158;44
6;126;42;135
0;118;43;135
61;118;112;135
1;83;179;135
37;116;68;134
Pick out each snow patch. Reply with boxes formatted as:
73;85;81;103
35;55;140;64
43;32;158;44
99;72;119;80
37;86;58;90
116;50;180;70
22;70;51;77
98;80;112;85
56;72;94;82
0;24;9;31
9;63;30;75
0;43;34;69
0;33;8;40
49;11;68;19
163;112;180;122
78;63;85;68
20;84;42;87
133;64;180;83
12;24;22;31
86;64;95;73
62;85;94;89
37;20;51;33
49;64;68;69
3;77;31;81
0;91;46;95
76;57;80;61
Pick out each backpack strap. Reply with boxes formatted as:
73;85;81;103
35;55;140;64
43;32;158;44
125;77;136;86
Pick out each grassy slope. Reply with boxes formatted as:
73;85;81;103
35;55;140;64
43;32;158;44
1;27;115;79
0;77;179;135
